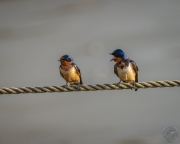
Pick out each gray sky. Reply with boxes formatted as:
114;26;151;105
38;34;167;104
0;0;180;144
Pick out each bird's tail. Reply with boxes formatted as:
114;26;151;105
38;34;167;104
80;76;83;85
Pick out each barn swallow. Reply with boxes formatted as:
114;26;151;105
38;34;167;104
58;54;83;88
109;49;139;91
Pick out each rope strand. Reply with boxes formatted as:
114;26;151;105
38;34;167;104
0;80;180;95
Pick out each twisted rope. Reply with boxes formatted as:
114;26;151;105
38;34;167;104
0;80;180;95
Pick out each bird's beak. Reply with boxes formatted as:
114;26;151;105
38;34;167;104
58;57;64;61
109;53;114;61
110;55;116;62
110;58;114;62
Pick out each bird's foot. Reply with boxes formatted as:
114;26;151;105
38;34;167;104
71;83;81;89
64;83;69;88
117;80;121;85
131;81;138;91
76;83;81;90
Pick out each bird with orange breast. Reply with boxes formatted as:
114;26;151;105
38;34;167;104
109;49;139;91
58;54;83;88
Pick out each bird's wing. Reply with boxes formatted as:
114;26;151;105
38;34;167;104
114;63;118;77
73;63;83;84
130;60;139;82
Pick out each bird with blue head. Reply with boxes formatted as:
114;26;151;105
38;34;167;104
58;54;82;89
110;49;139;91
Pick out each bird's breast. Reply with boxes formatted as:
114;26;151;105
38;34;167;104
60;66;75;74
60;66;80;83
117;63;135;82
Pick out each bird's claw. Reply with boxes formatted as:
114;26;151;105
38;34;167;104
117;80;121;85
64;85;68;88
76;84;81;90
131;81;138;91
64;83;69;88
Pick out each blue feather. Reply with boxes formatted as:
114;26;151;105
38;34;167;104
112;49;128;60
61;54;74;62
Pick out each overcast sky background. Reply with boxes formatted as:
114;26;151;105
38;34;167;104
0;0;180;144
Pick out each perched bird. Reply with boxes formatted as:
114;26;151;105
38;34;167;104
109;49;139;91
58;54;83;88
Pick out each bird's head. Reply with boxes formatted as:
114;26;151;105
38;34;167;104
109;49;128;62
58;54;74;66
